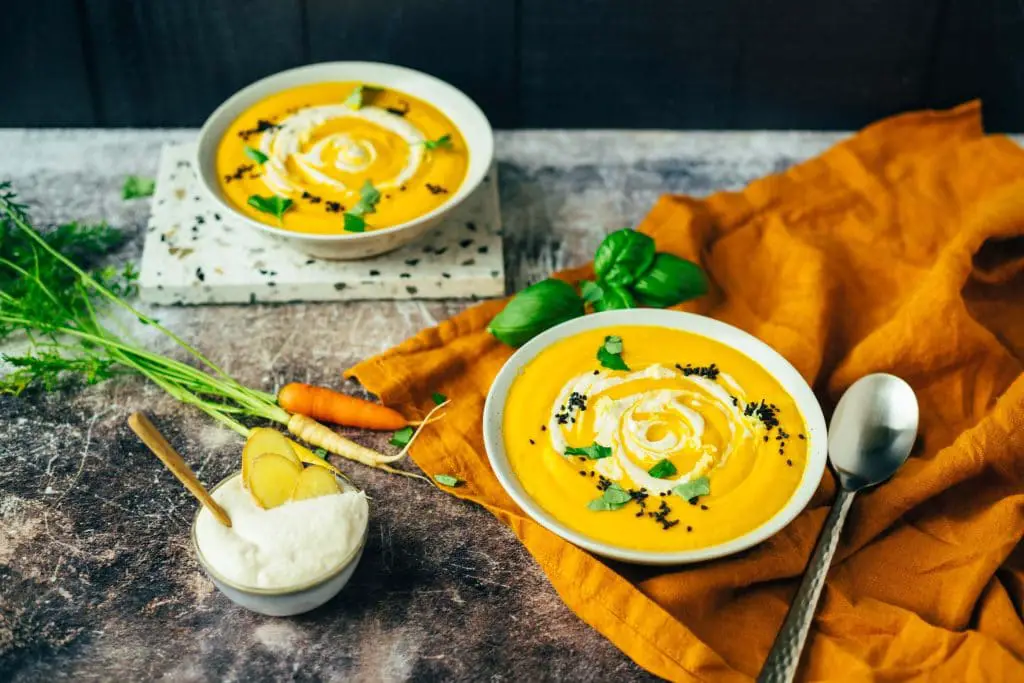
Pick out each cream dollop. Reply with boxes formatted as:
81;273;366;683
548;364;756;494
251;105;426;196
194;474;368;590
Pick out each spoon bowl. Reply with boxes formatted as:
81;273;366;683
827;374;919;490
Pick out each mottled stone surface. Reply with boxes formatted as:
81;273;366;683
0;128;852;682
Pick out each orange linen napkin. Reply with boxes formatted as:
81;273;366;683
349;102;1024;682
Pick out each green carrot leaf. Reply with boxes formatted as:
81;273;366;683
122;176;156;200
390;426;415;448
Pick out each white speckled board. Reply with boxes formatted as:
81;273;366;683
139;143;505;305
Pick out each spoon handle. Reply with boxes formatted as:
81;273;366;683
128;412;232;527
757;487;856;683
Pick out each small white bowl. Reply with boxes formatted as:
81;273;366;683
191;471;368;616
194;62;494;260
482;309;828;566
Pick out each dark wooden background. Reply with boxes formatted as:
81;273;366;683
4;0;1023;131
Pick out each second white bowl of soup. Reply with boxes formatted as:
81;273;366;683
195;62;493;260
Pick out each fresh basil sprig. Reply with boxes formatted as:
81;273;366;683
486;228;709;348
487;279;585;347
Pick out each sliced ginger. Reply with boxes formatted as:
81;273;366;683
291;465;342;501
289;440;346;479
243;427;301;489
249;452;302;509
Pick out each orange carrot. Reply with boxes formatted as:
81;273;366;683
277;382;408;430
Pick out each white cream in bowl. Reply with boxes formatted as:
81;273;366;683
194;473;369;590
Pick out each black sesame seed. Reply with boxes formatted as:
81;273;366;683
686;526;693;532
529;439;535;445
406;286;418;295
405;258;420;266
700;504;708;510
798;434;805;440
787;459;793;466
369;269;380;276
333;283;347;291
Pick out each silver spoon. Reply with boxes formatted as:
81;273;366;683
758;373;919;683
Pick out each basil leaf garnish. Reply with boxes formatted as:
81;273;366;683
672;476;711;501
564;442;612;460
344;84;381;110
244;146;269;165
587;483;632;511
647;459;678;479
432;392;447;405
597;335;629;371
593;229;656;287
422;134;452;150
247;195;293;225
487;279;585;347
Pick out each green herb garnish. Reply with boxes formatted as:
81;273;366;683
343;213;366;233
587;483;632;511
343;180;382;232
432;392;447;405
122;176;155;200
647;459;678;479
244;146;269;164
313;447;328;459
344;84;381;110
390;426;415;448
672;476;711;501
597;335;630;371
421;134;452;150
434;474;462;487
247;195;293;225
564;442;612;460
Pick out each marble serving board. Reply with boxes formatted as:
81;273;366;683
138;143;505;305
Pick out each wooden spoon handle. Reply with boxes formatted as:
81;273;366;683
128;412;232;527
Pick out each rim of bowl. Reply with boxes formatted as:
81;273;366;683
190;471;369;596
482;309;829;566
194;61;495;242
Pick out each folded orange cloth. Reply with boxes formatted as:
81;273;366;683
349;102;1024;681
